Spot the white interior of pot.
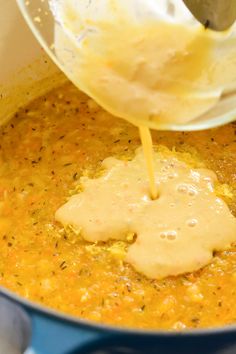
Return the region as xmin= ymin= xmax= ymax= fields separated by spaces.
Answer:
xmin=0 ymin=0 xmax=66 ymax=126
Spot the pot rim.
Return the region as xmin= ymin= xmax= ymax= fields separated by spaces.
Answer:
xmin=1 ymin=285 xmax=236 ymax=337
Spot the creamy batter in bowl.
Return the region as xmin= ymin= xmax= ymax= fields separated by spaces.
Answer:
xmin=17 ymin=0 xmax=236 ymax=130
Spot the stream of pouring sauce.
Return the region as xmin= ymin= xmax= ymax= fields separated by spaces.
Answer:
xmin=139 ymin=127 xmax=158 ymax=200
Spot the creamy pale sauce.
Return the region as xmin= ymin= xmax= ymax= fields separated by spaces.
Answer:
xmin=56 ymin=148 xmax=236 ymax=279
xmin=51 ymin=0 xmax=236 ymax=128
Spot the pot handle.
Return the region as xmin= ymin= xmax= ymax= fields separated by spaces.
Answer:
xmin=0 ymin=294 xmax=108 ymax=354
xmin=0 ymin=296 xmax=31 ymax=354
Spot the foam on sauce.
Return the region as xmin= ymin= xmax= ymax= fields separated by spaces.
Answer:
xmin=56 ymin=148 xmax=236 ymax=279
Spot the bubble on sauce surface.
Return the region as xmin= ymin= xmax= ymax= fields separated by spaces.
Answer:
xmin=188 ymin=188 xmax=197 ymax=196
xmin=166 ymin=230 xmax=177 ymax=241
xmin=167 ymin=173 xmax=176 ymax=179
xmin=160 ymin=232 xmax=166 ymax=239
xmin=177 ymin=184 xmax=197 ymax=196
xmin=177 ymin=184 xmax=188 ymax=193
xmin=187 ymin=219 xmax=198 ymax=227
xmin=159 ymin=231 xmax=177 ymax=240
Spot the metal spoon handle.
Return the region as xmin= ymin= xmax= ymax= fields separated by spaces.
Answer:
xmin=183 ymin=0 xmax=236 ymax=31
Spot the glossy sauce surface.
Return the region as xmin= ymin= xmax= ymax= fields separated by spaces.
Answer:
xmin=0 ymin=83 xmax=236 ymax=329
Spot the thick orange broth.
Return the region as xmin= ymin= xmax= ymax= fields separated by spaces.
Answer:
xmin=0 ymin=82 xmax=235 ymax=330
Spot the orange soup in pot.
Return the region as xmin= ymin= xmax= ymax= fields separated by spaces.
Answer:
xmin=0 ymin=81 xmax=235 ymax=330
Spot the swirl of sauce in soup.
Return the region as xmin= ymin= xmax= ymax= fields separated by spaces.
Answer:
xmin=56 ymin=148 xmax=236 ymax=279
